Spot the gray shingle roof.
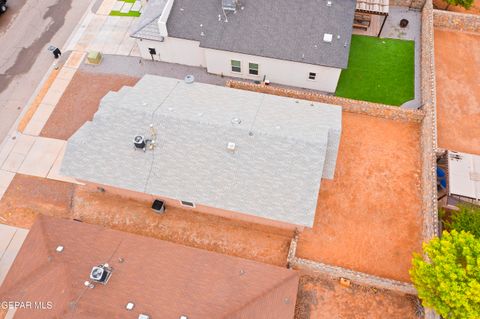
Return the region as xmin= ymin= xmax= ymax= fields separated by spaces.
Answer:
xmin=130 ymin=0 xmax=166 ymax=41
xmin=61 ymin=75 xmax=342 ymax=227
xmin=132 ymin=0 xmax=356 ymax=69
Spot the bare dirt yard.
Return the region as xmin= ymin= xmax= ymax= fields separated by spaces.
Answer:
xmin=40 ymin=71 xmax=139 ymax=140
xmin=0 ymin=174 xmax=292 ymax=267
xmin=0 ymin=175 xmax=419 ymax=318
xmin=295 ymin=272 xmax=419 ymax=319
xmin=296 ymin=112 xmax=423 ymax=283
xmin=434 ymin=29 xmax=480 ymax=155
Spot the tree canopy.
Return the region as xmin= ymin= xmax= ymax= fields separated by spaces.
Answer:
xmin=444 ymin=0 xmax=475 ymax=10
xmin=410 ymin=230 xmax=480 ymax=318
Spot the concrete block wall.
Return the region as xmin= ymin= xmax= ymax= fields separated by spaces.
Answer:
xmin=390 ymin=0 xmax=426 ymax=9
xmin=226 ymin=81 xmax=425 ymax=123
xmin=433 ymin=9 xmax=480 ymax=33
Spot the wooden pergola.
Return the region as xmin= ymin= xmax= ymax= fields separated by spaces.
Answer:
xmin=354 ymin=0 xmax=389 ymax=37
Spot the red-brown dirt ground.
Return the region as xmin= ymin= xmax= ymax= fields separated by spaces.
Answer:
xmin=296 ymin=112 xmax=423 ymax=283
xmin=434 ymin=29 xmax=480 ymax=155
xmin=40 ymin=71 xmax=139 ymax=140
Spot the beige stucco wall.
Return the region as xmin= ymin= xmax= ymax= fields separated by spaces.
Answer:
xmin=136 ymin=37 xmax=342 ymax=93
xmin=204 ymin=48 xmax=342 ymax=93
xmin=81 ymin=181 xmax=302 ymax=231
xmin=136 ymin=37 xmax=206 ymax=67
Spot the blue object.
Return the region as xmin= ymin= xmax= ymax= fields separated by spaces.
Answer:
xmin=437 ymin=167 xmax=447 ymax=189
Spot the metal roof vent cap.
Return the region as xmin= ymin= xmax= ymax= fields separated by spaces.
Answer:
xmin=323 ymin=33 xmax=333 ymax=43
xmin=138 ymin=315 xmax=150 ymax=319
xmin=56 ymin=245 xmax=64 ymax=253
xmin=125 ymin=302 xmax=135 ymax=311
xmin=227 ymin=142 xmax=236 ymax=152
xmin=231 ymin=117 xmax=241 ymax=125
xmin=327 ymin=0 xmax=332 ymax=6
xmin=184 ymin=75 xmax=195 ymax=84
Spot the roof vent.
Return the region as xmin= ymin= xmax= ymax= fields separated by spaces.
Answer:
xmin=323 ymin=33 xmax=333 ymax=43
xmin=134 ymin=135 xmax=146 ymax=150
xmin=184 ymin=74 xmax=195 ymax=84
xmin=227 ymin=142 xmax=236 ymax=152
xmin=327 ymin=0 xmax=332 ymax=6
xmin=222 ymin=0 xmax=237 ymax=12
xmin=231 ymin=117 xmax=241 ymax=125
xmin=139 ymin=315 xmax=150 ymax=319
xmin=56 ymin=245 xmax=64 ymax=253
xmin=90 ymin=263 xmax=112 ymax=284
xmin=125 ymin=302 xmax=135 ymax=311
xmin=180 ymin=316 xmax=189 ymax=319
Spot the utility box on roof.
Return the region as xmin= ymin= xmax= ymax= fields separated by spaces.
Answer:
xmin=87 ymin=51 xmax=102 ymax=65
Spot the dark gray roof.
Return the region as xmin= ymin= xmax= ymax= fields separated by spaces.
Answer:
xmin=130 ymin=0 xmax=166 ymax=41
xmin=133 ymin=0 xmax=356 ymax=69
xmin=61 ymin=75 xmax=342 ymax=227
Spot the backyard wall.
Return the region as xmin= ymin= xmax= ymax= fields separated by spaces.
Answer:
xmin=420 ymin=1 xmax=441 ymax=318
xmin=433 ymin=9 xmax=480 ymax=33
xmin=226 ymin=80 xmax=424 ymax=123
xmin=390 ymin=0 xmax=426 ymax=9
xmin=286 ymin=234 xmax=417 ymax=295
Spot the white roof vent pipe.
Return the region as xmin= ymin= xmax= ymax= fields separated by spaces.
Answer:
xmin=158 ymin=0 xmax=175 ymax=37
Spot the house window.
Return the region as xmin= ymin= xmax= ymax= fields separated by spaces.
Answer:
xmin=308 ymin=72 xmax=316 ymax=80
xmin=249 ymin=63 xmax=259 ymax=75
xmin=231 ymin=60 xmax=241 ymax=73
xmin=180 ymin=200 xmax=195 ymax=208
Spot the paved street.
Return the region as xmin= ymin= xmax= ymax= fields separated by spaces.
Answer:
xmin=0 ymin=0 xmax=92 ymax=143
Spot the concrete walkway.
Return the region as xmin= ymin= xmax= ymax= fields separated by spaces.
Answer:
xmin=0 ymin=223 xmax=28 ymax=285
xmin=66 ymin=0 xmax=140 ymax=56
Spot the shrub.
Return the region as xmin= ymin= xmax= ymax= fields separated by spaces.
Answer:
xmin=446 ymin=204 xmax=480 ymax=238
xmin=410 ymin=230 xmax=480 ymax=318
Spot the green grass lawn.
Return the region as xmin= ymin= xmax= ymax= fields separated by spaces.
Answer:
xmin=109 ymin=10 xmax=141 ymax=17
xmin=335 ymin=35 xmax=415 ymax=106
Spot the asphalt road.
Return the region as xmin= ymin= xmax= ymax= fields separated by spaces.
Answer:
xmin=0 ymin=0 xmax=92 ymax=143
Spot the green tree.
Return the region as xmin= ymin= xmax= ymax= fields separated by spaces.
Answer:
xmin=446 ymin=205 xmax=480 ymax=238
xmin=443 ymin=0 xmax=474 ymax=10
xmin=410 ymin=230 xmax=480 ymax=318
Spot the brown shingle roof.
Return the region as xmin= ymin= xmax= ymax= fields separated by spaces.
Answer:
xmin=0 ymin=215 xmax=299 ymax=319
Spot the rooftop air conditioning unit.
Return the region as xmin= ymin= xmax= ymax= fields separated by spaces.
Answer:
xmin=90 ymin=264 xmax=112 ymax=284
xmin=222 ymin=0 xmax=237 ymax=12
xmin=134 ymin=135 xmax=146 ymax=150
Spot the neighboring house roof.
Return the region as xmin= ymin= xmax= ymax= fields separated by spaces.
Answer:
xmin=0 ymin=215 xmax=300 ymax=319
xmin=356 ymin=0 xmax=389 ymax=14
xmin=130 ymin=0 xmax=166 ymax=41
xmin=60 ymin=75 xmax=342 ymax=227
xmin=131 ymin=0 xmax=356 ymax=69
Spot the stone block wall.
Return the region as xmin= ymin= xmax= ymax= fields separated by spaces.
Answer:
xmin=420 ymin=0 xmax=439 ymax=244
xmin=226 ymin=81 xmax=425 ymax=123
xmin=420 ymin=2 xmax=441 ymax=318
xmin=433 ymin=9 xmax=480 ymax=33
xmin=390 ymin=0 xmax=426 ymax=9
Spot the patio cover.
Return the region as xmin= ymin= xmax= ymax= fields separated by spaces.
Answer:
xmin=448 ymin=151 xmax=480 ymax=201
xmin=356 ymin=0 xmax=389 ymax=15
